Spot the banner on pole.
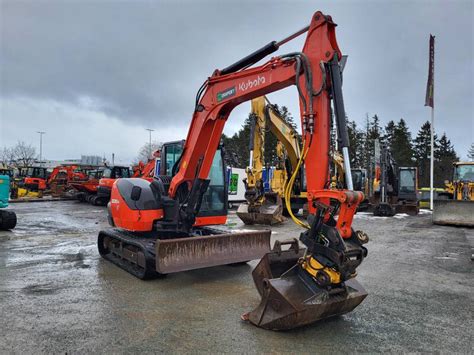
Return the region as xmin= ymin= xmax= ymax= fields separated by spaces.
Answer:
xmin=425 ymin=34 xmax=435 ymax=108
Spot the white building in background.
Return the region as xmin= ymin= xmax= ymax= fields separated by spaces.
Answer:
xmin=37 ymin=155 xmax=105 ymax=169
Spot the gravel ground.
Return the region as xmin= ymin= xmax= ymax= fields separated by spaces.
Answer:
xmin=0 ymin=201 xmax=472 ymax=353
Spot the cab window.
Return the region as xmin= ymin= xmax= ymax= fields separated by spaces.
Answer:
xmin=200 ymin=150 xmax=226 ymax=215
xmin=165 ymin=144 xmax=183 ymax=176
xmin=114 ymin=167 xmax=130 ymax=178
xmin=454 ymin=165 xmax=474 ymax=181
xmin=399 ymin=169 xmax=415 ymax=193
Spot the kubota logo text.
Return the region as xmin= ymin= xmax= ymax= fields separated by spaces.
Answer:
xmin=238 ymin=75 xmax=266 ymax=92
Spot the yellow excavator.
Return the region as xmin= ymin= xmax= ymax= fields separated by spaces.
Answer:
xmin=237 ymin=96 xmax=306 ymax=225
xmin=433 ymin=161 xmax=474 ymax=226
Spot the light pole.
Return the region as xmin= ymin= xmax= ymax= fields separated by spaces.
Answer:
xmin=37 ymin=131 xmax=46 ymax=166
xmin=145 ymin=128 xmax=154 ymax=158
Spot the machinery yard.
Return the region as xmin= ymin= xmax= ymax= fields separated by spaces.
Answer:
xmin=0 ymin=201 xmax=472 ymax=353
xmin=1 ymin=2 xmax=473 ymax=353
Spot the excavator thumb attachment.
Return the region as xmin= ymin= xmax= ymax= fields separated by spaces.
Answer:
xmin=243 ymin=239 xmax=367 ymax=330
xmin=156 ymin=229 xmax=271 ymax=273
xmin=237 ymin=193 xmax=285 ymax=225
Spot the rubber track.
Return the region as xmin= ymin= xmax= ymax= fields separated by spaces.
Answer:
xmin=98 ymin=228 xmax=161 ymax=280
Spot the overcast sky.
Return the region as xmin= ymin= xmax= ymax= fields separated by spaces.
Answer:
xmin=1 ymin=0 xmax=473 ymax=164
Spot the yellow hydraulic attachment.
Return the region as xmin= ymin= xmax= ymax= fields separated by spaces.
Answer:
xmin=237 ymin=96 xmax=306 ymax=225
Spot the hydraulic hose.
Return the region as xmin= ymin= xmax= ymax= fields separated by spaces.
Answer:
xmin=284 ymin=142 xmax=310 ymax=229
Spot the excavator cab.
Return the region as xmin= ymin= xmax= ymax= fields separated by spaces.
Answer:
xmin=160 ymin=140 xmax=228 ymax=223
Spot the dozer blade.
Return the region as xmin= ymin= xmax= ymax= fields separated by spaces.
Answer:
xmin=244 ymin=239 xmax=367 ymax=330
xmin=237 ymin=194 xmax=285 ymax=225
xmin=433 ymin=199 xmax=474 ymax=227
xmin=156 ymin=229 xmax=271 ymax=273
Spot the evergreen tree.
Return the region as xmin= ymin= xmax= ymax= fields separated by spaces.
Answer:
xmin=361 ymin=114 xmax=384 ymax=183
xmin=347 ymin=120 xmax=364 ymax=167
xmin=468 ymin=143 xmax=474 ymax=161
xmin=413 ymin=121 xmax=438 ymax=187
xmin=390 ymin=119 xmax=414 ymax=166
xmin=221 ymin=117 xmax=252 ymax=168
xmin=434 ymin=133 xmax=458 ymax=185
xmin=384 ymin=120 xmax=396 ymax=148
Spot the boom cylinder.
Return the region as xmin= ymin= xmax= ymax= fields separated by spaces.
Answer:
xmin=220 ymin=42 xmax=279 ymax=75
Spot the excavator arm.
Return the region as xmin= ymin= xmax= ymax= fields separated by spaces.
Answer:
xmin=170 ymin=12 xmax=353 ymax=227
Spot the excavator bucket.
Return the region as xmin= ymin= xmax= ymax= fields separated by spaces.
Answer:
xmin=433 ymin=200 xmax=474 ymax=227
xmin=156 ymin=229 xmax=271 ymax=273
xmin=237 ymin=193 xmax=285 ymax=225
xmin=243 ymin=240 xmax=367 ymax=330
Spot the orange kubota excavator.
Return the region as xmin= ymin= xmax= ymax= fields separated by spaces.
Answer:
xmin=98 ymin=11 xmax=368 ymax=330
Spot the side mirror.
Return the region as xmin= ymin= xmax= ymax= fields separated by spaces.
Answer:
xmin=131 ymin=186 xmax=142 ymax=201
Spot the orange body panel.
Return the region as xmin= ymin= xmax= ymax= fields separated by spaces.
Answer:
xmin=99 ymin=178 xmax=115 ymax=189
xmin=194 ymin=215 xmax=227 ymax=226
xmin=24 ymin=177 xmax=47 ymax=190
xmin=69 ymin=179 xmax=100 ymax=193
xmin=109 ymin=186 xmax=164 ymax=232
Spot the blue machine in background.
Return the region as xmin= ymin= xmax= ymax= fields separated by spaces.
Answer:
xmin=0 ymin=175 xmax=17 ymax=230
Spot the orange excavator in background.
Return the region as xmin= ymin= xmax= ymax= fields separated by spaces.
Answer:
xmin=69 ymin=169 xmax=104 ymax=203
xmin=132 ymin=150 xmax=160 ymax=181
xmin=93 ymin=165 xmax=132 ymax=206
xmin=98 ymin=11 xmax=368 ymax=330
xmin=47 ymin=165 xmax=90 ymax=196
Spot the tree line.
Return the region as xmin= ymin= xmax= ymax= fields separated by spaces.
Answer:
xmin=222 ymin=104 xmax=298 ymax=168
xmin=223 ymin=108 xmax=468 ymax=188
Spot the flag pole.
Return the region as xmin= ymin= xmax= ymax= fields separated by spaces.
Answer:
xmin=430 ymin=106 xmax=434 ymax=210
xmin=425 ymin=34 xmax=435 ymax=210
